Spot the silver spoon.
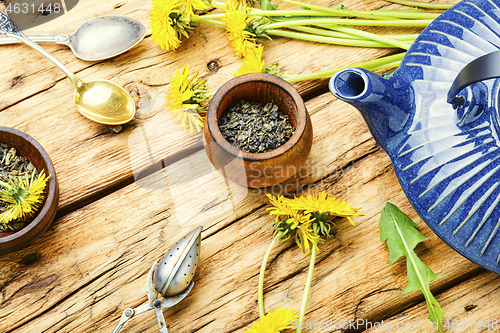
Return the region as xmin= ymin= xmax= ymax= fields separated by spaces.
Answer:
xmin=0 ymin=15 xmax=146 ymax=61
xmin=0 ymin=12 xmax=136 ymax=125
xmin=113 ymin=226 xmax=203 ymax=333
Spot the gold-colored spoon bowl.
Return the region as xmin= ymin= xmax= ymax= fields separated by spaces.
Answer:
xmin=75 ymin=80 xmax=135 ymax=125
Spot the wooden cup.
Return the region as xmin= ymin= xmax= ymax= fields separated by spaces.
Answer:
xmin=203 ymin=73 xmax=313 ymax=188
xmin=0 ymin=127 xmax=59 ymax=253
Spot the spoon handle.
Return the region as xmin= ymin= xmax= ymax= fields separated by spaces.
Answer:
xmin=0 ymin=34 xmax=70 ymax=45
xmin=0 ymin=12 xmax=81 ymax=88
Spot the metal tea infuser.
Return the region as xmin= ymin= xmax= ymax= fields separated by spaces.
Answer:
xmin=112 ymin=226 xmax=203 ymax=333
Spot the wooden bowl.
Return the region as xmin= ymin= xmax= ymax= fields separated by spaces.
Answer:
xmin=203 ymin=73 xmax=313 ymax=188
xmin=0 ymin=127 xmax=59 ymax=253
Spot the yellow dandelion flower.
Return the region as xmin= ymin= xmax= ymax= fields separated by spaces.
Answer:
xmin=182 ymin=0 xmax=208 ymax=18
xmin=246 ymin=308 xmax=298 ymax=333
xmin=266 ymin=194 xmax=310 ymax=230
xmin=150 ymin=0 xmax=185 ymax=51
xmin=166 ymin=64 xmax=211 ymax=134
xmin=0 ymin=171 xmax=49 ymax=225
xmin=295 ymin=221 xmax=321 ymax=254
xmin=166 ymin=64 xmax=198 ymax=110
xmin=169 ymin=106 xmax=205 ymax=134
xmin=222 ymin=0 xmax=258 ymax=57
xmin=234 ymin=43 xmax=265 ymax=76
xmin=289 ymin=190 xmax=363 ymax=225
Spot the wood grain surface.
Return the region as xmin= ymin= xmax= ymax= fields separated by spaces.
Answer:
xmin=2 ymin=0 xmax=494 ymax=332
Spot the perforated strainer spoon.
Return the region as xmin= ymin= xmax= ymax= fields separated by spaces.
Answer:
xmin=112 ymin=226 xmax=203 ymax=333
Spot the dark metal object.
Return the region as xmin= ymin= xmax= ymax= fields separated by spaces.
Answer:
xmin=448 ymin=51 xmax=500 ymax=104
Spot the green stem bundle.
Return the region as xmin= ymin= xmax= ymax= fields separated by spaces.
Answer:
xmin=282 ymin=52 xmax=405 ymax=82
xmin=384 ymin=0 xmax=453 ymax=9
xmin=187 ymin=0 xmax=448 ymax=82
xmin=258 ymin=235 xmax=280 ymax=317
xmin=262 ymin=18 xmax=434 ymax=30
xmin=296 ymin=244 xmax=317 ymax=333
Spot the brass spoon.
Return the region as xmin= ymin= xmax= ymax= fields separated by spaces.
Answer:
xmin=0 ymin=12 xmax=135 ymax=125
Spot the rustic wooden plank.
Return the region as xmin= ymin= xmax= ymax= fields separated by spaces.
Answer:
xmin=0 ymin=0 xmax=421 ymax=212
xmin=0 ymin=90 xmax=484 ymax=332
xmin=364 ymin=271 xmax=499 ymax=333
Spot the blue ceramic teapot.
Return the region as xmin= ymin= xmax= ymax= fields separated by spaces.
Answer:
xmin=330 ymin=0 xmax=500 ymax=274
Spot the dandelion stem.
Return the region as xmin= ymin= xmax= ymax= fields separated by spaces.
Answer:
xmin=196 ymin=12 xmax=226 ymax=19
xmin=277 ymin=0 xmax=442 ymax=18
xmin=263 ymin=18 xmax=434 ymax=30
xmin=384 ymin=0 xmax=454 ymax=9
xmin=327 ymin=26 xmax=412 ymax=49
xmin=251 ymin=10 xmax=369 ymax=17
xmin=201 ymin=10 xmax=334 ymax=19
xmin=289 ymin=26 xmax=419 ymax=41
xmin=275 ymin=0 xmax=397 ymax=20
xmin=265 ymin=29 xmax=404 ymax=48
xmin=282 ymin=52 xmax=405 ymax=82
xmin=255 ymin=9 xmax=395 ymax=20
xmin=188 ymin=17 xmax=227 ymax=26
xmin=258 ymin=235 xmax=280 ymax=318
xmin=296 ymin=243 xmax=317 ymax=333
xmin=206 ymin=4 xmax=419 ymax=20
xmin=361 ymin=10 xmax=440 ymax=19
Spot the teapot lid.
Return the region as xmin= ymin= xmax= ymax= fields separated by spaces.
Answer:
xmin=388 ymin=0 xmax=500 ymax=274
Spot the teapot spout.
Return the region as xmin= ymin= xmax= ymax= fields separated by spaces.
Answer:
xmin=329 ymin=68 xmax=413 ymax=152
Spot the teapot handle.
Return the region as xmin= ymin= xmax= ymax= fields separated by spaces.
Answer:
xmin=448 ymin=50 xmax=500 ymax=105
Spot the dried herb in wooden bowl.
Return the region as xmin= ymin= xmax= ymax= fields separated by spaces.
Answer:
xmin=218 ymin=99 xmax=296 ymax=153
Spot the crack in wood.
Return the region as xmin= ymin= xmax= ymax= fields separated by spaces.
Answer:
xmin=3 ymin=248 xmax=132 ymax=332
xmin=352 ymin=288 xmax=401 ymax=324
xmin=202 ymin=203 xmax=268 ymax=241
xmin=292 ymin=138 xmax=380 ymax=197
xmin=342 ymin=267 xmax=488 ymax=333
xmin=0 ymin=275 xmax=19 ymax=304
xmin=202 ymin=227 xmax=258 ymax=263
xmin=2 ymin=274 xmax=59 ymax=310
xmin=0 ymin=82 xmax=57 ymax=113
xmin=200 ymin=194 xmax=230 ymax=213
xmin=189 ymin=318 xmax=217 ymax=332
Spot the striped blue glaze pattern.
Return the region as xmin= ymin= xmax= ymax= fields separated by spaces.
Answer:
xmin=330 ymin=0 xmax=500 ymax=274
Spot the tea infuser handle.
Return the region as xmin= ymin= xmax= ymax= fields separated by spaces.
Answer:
xmin=448 ymin=50 xmax=500 ymax=105
xmin=153 ymin=299 xmax=170 ymax=333
xmin=111 ymin=303 xmax=154 ymax=333
xmin=112 ymin=308 xmax=135 ymax=333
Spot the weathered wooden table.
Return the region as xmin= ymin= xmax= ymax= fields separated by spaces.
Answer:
xmin=1 ymin=0 xmax=499 ymax=332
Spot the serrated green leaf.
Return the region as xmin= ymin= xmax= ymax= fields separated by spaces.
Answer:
xmin=261 ymin=0 xmax=277 ymax=11
xmin=299 ymin=0 xmax=312 ymax=10
xmin=379 ymin=202 xmax=445 ymax=333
